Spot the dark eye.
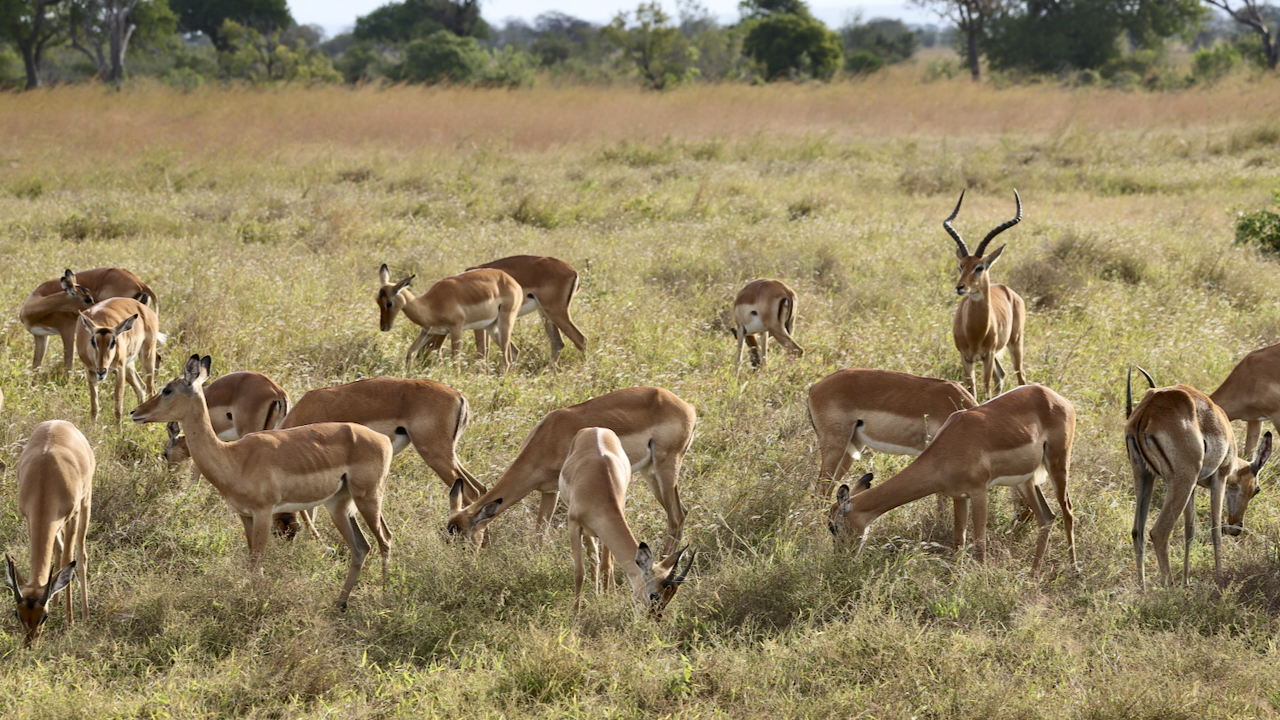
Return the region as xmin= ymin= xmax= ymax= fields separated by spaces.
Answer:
xmin=974 ymin=265 xmax=984 ymax=273
xmin=84 ymin=297 xmax=92 ymax=304
xmin=162 ymin=387 xmax=172 ymax=396
xmin=90 ymin=338 xmax=97 ymax=349
xmin=108 ymin=339 xmax=116 ymax=348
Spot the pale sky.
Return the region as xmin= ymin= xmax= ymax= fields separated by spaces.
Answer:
xmin=288 ymin=0 xmax=939 ymax=39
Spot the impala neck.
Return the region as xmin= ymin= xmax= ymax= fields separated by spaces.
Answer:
xmin=852 ymin=463 xmax=948 ymax=525
xmin=588 ymin=512 xmax=646 ymax=588
xmin=22 ymin=292 xmax=84 ymax=321
xmin=24 ymin=519 xmax=61 ymax=592
xmin=180 ymin=391 xmax=236 ymax=492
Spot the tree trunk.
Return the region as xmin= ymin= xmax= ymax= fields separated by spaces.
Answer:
xmin=107 ymin=19 xmax=136 ymax=84
xmin=19 ymin=43 xmax=41 ymax=89
xmin=1266 ymin=28 xmax=1278 ymax=70
xmin=966 ymin=25 xmax=981 ymax=81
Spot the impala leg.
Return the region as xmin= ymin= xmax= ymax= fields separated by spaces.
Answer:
xmin=1131 ymin=470 xmax=1154 ymax=591
xmin=1209 ymin=473 xmax=1225 ymax=586
xmin=113 ymin=367 xmax=128 ymax=422
xmin=585 ymin=533 xmax=600 ymax=594
xmin=448 ymin=326 xmax=465 ymax=367
xmin=991 ymin=355 xmax=1007 ymax=395
xmin=125 ymin=362 xmax=146 ymax=405
xmin=1024 ymin=481 xmax=1057 ymax=573
xmin=473 ymin=328 xmax=488 ymax=360
xmin=353 ymin=495 xmax=392 ymax=588
xmin=970 ymin=492 xmax=989 ymax=564
xmin=981 ymin=355 xmax=996 ymax=401
xmin=601 ymin=544 xmax=613 ymax=592
xmin=1244 ymin=421 xmax=1263 ymax=458
xmin=86 ymin=370 xmax=100 ymax=420
xmin=542 ymin=303 xmax=586 ymax=353
xmin=419 ymin=443 xmax=486 ymax=504
xmin=537 ymin=491 xmax=559 ymax=535
xmin=301 ymin=508 xmax=323 ymax=542
xmin=60 ymin=326 xmax=76 ymax=372
xmin=952 ymin=496 xmax=970 ymax=551
xmin=1182 ymin=491 xmax=1196 ymax=587
xmin=31 ymin=334 xmax=48 ymax=370
xmin=735 ymin=326 xmax=746 ymax=366
xmin=76 ymin=496 xmax=91 ymax=621
xmin=745 ymin=334 xmax=762 ymax=368
xmin=1150 ymin=478 xmax=1196 ymax=588
xmin=759 ymin=333 xmax=769 ymax=365
xmin=771 ymin=325 xmax=804 ymax=357
xmin=961 ymin=357 xmax=977 ymax=399
xmin=541 ymin=312 xmax=565 ymax=364
xmin=61 ymin=514 xmax=78 ymax=625
xmin=1009 ymin=336 xmax=1026 ymax=386
xmin=650 ymin=445 xmax=688 ymax=555
xmin=327 ymin=499 xmax=370 ymax=609
xmin=249 ymin=511 xmax=272 ymax=576
xmin=404 ymin=328 xmax=435 ymax=371
xmin=497 ymin=308 xmax=516 ymax=373
xmin=570 ymin=521 xmax=585 ymax=612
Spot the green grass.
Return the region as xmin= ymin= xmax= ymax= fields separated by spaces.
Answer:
xmin=2 ymin=83 xmax=1280 ymax=717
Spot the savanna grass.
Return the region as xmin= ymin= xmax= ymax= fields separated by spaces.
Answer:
xmin=2 ymin=78 xmax=1280 ymax=717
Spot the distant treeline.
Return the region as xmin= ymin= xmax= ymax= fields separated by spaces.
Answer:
xmin=0 ymin=0 xmax=1276 ymax=90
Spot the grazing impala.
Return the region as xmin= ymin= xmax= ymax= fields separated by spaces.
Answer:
xmin=469 ymin=256 xmax=587 ymax=364
xmin=945 ymin=191 xmax=1027 ymax=400
xmin=1210 ymin=343 xmax=1280 ymax=457
xmin=164 ymin=371 xmax=290 ymax=480
xmin=828 ymin=384 xmax=1076 ymax=573
xmin=132 ymin=356 xmax=394 ymax=608
xmin=5 ymin=420 xmax=94 ymax=648
xmin=21 ymin=267 xmax=158 ymax=372
xmin=732 ymin=279 xmax=803 ymax=367
xmin=376 ymin=264 xmax=521 ymax=373
xmin=76 ymin=296 xmax=164 ymax=422
xmin=1126 ymin=369 xmax=1274 ymax=590
xmin=560 ymin=427 xmax=694 ymax=616
xmin=446 ymin=387 xmax=695 ymax=555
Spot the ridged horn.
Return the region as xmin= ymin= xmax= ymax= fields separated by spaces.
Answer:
xmin=943 ymin=190 xmax=969 ymax=257
xmin=975 ymin=189 xmax=1022 ymax=257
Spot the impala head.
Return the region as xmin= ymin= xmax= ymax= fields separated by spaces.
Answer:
xmin=80 ymin=312 xmax=138 ymax=381
xmin=163 ymin=421 xmax=189 ymax=464
xmin=828 ymin=473 xmax=875 ymax=548
xmin=1224 ymin=431 xmax=1274 ymax=536
xmin=59 ymin=270 xmax=96 ymax=308
xmin=5 ymin=555 xmax=75 ymax=648
xmin=131 ymin=355 xmax=211 ymax=426
xmin=376 ymin=263 xmax=415 ymax=332
xmin=944 ymin=190 xmax=1022 ymax=299
xmin=446 ymin=478 xmax=502 ymax=545
xmin=633 ymin=543 xmax=694 ymax=620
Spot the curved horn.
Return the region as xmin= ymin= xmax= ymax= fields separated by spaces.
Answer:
xmin=943 ymin=190 xmax=969 ymax=257
xmin=975 ymin=189 xmax=1022 ymax=257
xmin=674 ymin=550 xmax=696 ymax=584
xmin=1126 ymin=365 xmax=1156 ymax=419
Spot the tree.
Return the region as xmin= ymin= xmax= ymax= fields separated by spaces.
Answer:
xmin=740 ymin=0 xmax=842 ymax=80
xmin=0 ymin=0 xmax=64 ymax=88
xmin=354 ymin=0 xmax=487 ymax=43
xmin=218 ymin=18 xmax=340 ymax=82
xmin=839 ymin=16 xmax=919 ymax=72
xmin=912 ymin=0 xmax=1003 ymax=80
xmin=395 ymin=28 xmax=486 ymax=82
xmin=1205 ymin=0 xmax=1280 ymax=69
xmin=168 ymin=0 xmax=291 ymax=49
xmin=67 ymin=0 xmax=175 ymax=84
xmin=602 ymin=2 xmax=698 ymax=89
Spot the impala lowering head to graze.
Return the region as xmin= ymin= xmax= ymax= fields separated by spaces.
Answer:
xmin=731 ymin=279 xmax=803 ymax=367
xmin=1210 ymin=342 xmax=1280 ymax=458
xmin=5 ymin=420 xmax=94 ymax=648
xmin=376 ymin=264 xmax=521 ymax=373
xmin=467 ymin=256 xmax=587 ymax=364
xmin=21 ymin=267 xmax=158 ymax=372
xmin=446 ymin=386 xmax=696 ymax=555
xmin=945 ymin=191 xmax=1027 ymax=400
xmin=1125 ymin=368 xmax=1274 ymax=590
xmin=559 ymin=427 xmax=694 ymax=617
xmin=132 ymin=355 xmax=394 ymax=608
xmin=75 ymin=296 xmax=164 ymax=422
xmin=828 ymin=384 xmax=1076 ymax=573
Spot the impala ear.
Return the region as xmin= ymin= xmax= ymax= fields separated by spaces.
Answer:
xmin=449 ymin=478 xmax=466 ymax=512
xmin=80 ymin=312 xmax=95 ymax=334
xmin=114 ymin=313 xmax=139 ymax=336
xmin=5 ymin=555 xmax=22 ymax=603
xmin=60 ymin=275 xmax=76 ymax=295
xmin=854 ymin=473 xmax=873 ymax=492
xmin=136 ymin=292 xmax=151 ymax=307
xmin=1252 ymin=432 xmax=1274 ymax=476
xmin=392 ymin=275 xmax=415 ymax=295
xmin=475 ymin=499 xmax=502 ymax=523
xmin=41 ymin=562 xmax=76 ymax=604
xmin=982 ymin=244 xmax=1007 ymax=266
xmin=379 ymin=263 xmax=391 ymax=284
xmin=635 ymin=542 xmax=654 ymax=574
xmin=835 ymin=484 xmax=850 ymax=505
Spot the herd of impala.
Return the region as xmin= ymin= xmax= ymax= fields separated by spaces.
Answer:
xmin=6 ymin=191 xmax=1280 ymax=649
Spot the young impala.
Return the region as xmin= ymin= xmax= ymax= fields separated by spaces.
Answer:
xmin=132 ymin=355 xmax=394 ymax=608
xmin=1126 ymin=368 xmax=1274 ymax=589
xmin=5 ymin=420 xmax=94 ymax=648
xmin=446 ymin=386 xmax=695 ymax=555
xmin=945 ymin=191 xmax=1027 ymax=399
xmin=468 ymin=256 xmax=587 ymax=364
xmin=829 ymin=384 xmax=1076 ymax=573
xmin=732 ymin=279 xmax=803 ymax=367
xmin=21 ymin=267 xmax=158 ymax=372
xmin=559 ymin=427 xmax=694 ymax=616
xmin=75 ymin=296 xmax=164 ymax=422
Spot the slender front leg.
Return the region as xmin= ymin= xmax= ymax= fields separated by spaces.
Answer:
xmin=952 ymin=497 xmax=969 ymax=551
xmin=1209 ymin=474 xmax=1225 ymax=586
xmin=113 ymin=367 xmax=127 ymax=422
xmin=404 ymin=328 xmax=435 ymax=372
xmin=570 ymin=522 xmax=585 ymax=612
xmin=1245 ymin=421 xmax=1263 ymax=458
xmin=981 ymin=355 xmax=996 ymax=401
xmin=87 ymin=370 xmax=101 ymax=420
xmin=249 ymin=511 xmax=272 ymax=575
xmin=60 ymin=327 xmax=76 ymax=372
xmin=31 ymin=334 xmax=48 ymax=370
xmin=537 ymin=491 xmax=558 ymax=532
xmin=970 ymin=492 xmax=989 ymax=563
xmin=735 ymin=326 xmax=746 ymax=366
xmin=1182 ymin=491 xmax=1196 ymax=587
xmin=961 ymin=357 xmax=977 ymax=399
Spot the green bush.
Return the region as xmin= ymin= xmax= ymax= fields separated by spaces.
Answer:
xmin=844 ymin=49 xmax=885 ymax=74
xmin=1191 ymin=43 xmax=1241 ymax=83
xmin=742 ymin=11 xmax=842 ymax=80
xmin=1235 ymin=191 xmax=1280 ymax=256
xmin=397 ymin=30 xmax=488 ymax=84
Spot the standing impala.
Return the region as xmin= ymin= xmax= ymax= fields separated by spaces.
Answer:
xmin=732 ymin=279 xmax=803 ymax=367
xmin=945 ymin=191 xmax=1027 ymax=400
xmin=163 ymin=371 xmax=290 ymax=481
xmin=76 ymin=296 xmax=164 ymax=422
xmin=446 ymin=386 xmax=695 ymax=555
xmin=132 ymin=356 xmax=394 ymax=608
xmin=21 ymin=267 xmax=158 ymax=372
xmin=1126 ymin=369 xmax=1274 ymax=589
xmin=1210 ymin=343 xmax=1280 ymax=457
xmin=376 ymin=264 xmax=521 ymax=373
xmin=828 ymin=384 xmax=1076 ymax=573
xmin=5 ymin=420 xmax=94 ymax=648
xmin=468 ymin=256 xmax=587 ymax=364
xmin=560 ymin=427 xmax=694 ymax=616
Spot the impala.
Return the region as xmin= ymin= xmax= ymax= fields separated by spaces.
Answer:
xmin=560 ymin=427 xmax=694 ymax=616
xmin=829 ymin=384 xmax=1076 ymax=573
xmin=945 ymin=190 xmax=1027 ymax=400
xmin=164 ymin=370 xmax=290 ymax=478
xmin=5 ymin=420 xmax=94 ymax=648
xmin=1210 ymin=343 xmax=1280 ymax=457
xmin=132 ymin=356 xmax=394 ymax=608
xmin=1126 ymin=368 xmax=1274 ymax=589
xmin=376 ymin=264 xmax=520 ymax=373
xmin=468 ymin=256 xmax=587 ymax=364
xmin=732 ymin=279 xmax=803 ymax=367
xmin=446 ymin=386 xmax=695 ymax=555
xmin=21 ymin=267 xmax=158 ymax=372
xmin=76 ymin=296 xmax=164 ymax=422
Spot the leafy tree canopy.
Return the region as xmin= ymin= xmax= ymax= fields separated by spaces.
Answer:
xmin=354 ymin=0 xmax=488 ymax=43
xmin=169 ymin=0 xmax=293 ymax=49
xmin=742 ymin=9 xmax=842 ymax=79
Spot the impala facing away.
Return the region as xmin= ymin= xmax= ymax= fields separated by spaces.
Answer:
xmin=945 ymin=191 xmax=1027 ymax=400
xmin=132 ymin=356 xmax=394 ymax=608
xmin=1210 ymin=342 xmax=1280 ymax=457
xmin=447 ymin=386 xmax=696 ymax=555
xmin=469 ymin=256 xmax=587 ymax=364
xmin=1126 ymin=369 xmax=1274 ymax=590
xmin=376 ymin=264 xmax=520 ymax=373
xmin=808 ymin=369 xmax=978 ymax=499
xmin=21 ymin=267 xmax=158 ymax=372
xmin=5 ymin=420 xmax=94 ymax=648
xmin=829 ymin=384 xmax=1076 ymax=573
xmin=560 ymin=427 xmax=694 ymax=616
xmin=732 ymin=279 xmax=803 ymax=367
xmin=76 ymin=296 xmax=164 ymax=422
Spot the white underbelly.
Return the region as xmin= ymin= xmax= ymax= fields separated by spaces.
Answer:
xmin=518 ymin=296 xmax=540 ymax=316
xmin=741 ymin=314 xmax=765 ymax=335
xmin=988 ymin=464 xmax=1046 ymax=489
xmin=391 ymin=432 xmax=411 ymax=454
xmin=216 ymin=427 xmax=240 ymax=442
xmin=30 ymin=325 xmax=60 ymax=336
xmin=853 ymin=426 xmax=924 ymax=458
